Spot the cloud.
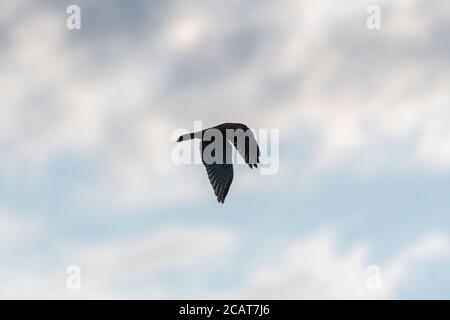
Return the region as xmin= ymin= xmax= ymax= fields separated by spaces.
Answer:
xmin=0 ymin=207 xmax=42 ymax=248
xmin=240 ymin=229 xmax=450 ymax=299
xmin=0 ymin=226 xmax=235 ymax=299
xmin=382 ymin=232 xmax=450 ymax=293
xmin=1 ymin=0 xmax=450 ymax=299
xmin=2 ymin=226 xmax=448 ymax=299
xmin=2 ymin=0 xmax=450 ymax=207
xmin=68 ymin=227 xmax=235 ymax=284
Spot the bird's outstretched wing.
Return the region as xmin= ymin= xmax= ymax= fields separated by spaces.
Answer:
xmin=200 ymin=139 xmax=234 ymax=203
xmin=227 ymin=124 xmax=260 ymax=169
xmin=202 ymin=161 xmax=234 ymax=203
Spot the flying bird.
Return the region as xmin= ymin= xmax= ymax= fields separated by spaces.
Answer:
xmin=177 ymin=123 xmax=260 ymax=203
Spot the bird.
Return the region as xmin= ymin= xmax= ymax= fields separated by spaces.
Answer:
xmin=177 ymin=123 xmax=260 ymax=203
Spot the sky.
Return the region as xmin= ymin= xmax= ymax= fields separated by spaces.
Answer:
xmin=1 ymin=0 xmax=450 ymax=299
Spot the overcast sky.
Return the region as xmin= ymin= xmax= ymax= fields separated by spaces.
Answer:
xmin=1 ymin=0 xmax=450 ymax=298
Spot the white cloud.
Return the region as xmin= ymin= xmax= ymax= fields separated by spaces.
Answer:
xmin=0 ymin=0 xmax=25 ymax=23
xmin=68 ymin=227 xmax=235 ymax=284
xmin=382 ymin=232 xmax=450 ymax=293
xmin=2 ymin=0 xmax=450 ymax=207
xmin=0 ymin=208 xmax=42 ymax=248
xmin=1 ymin=0 xmax=450 ymax=300
xmin=0 ymin=226 xmax=235 ymax=299
xmin=240 ymin=230 xmax=450 ymax=299
xmin=164 ymin=9 xmax=209 ymax=51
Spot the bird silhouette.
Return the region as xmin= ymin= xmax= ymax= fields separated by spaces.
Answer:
xmin=177 ymin=123 xmax=260 ymax=203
